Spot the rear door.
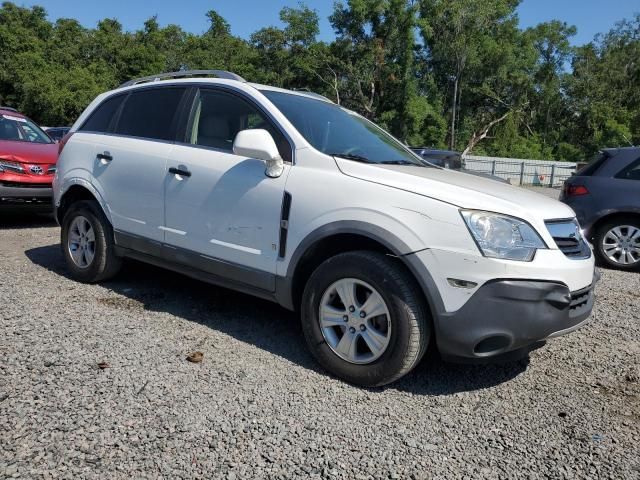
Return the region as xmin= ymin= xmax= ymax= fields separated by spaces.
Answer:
xmin=86 ymin=86 xmax=189 ymax=245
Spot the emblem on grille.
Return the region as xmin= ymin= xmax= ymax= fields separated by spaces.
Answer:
xmin=29 ymin=165 xmax=44 ymax=174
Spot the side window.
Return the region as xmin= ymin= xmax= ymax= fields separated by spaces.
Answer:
xmin=115 ymin=87 xmax=186 ymax=141
xmin=80 ymin=94 xmax=125 ymax=133
xmin=615 ymin=158 xmax=640 ymax=181
xmin=189 ymin=89 xmax=292 ymax=163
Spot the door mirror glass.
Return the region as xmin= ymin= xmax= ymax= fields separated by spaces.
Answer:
xmin=233 ymin=129 xmax=284 ymax=178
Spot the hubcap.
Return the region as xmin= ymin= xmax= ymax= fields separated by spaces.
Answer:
xmin=68 ymin=216 xmax=96 ymax=269
xmin=602 ymin=225 xmax=640 ymax=266
xmin=319 ymin=278 xmax=391 ymax=365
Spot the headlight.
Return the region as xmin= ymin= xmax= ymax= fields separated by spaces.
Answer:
xmin=0 ymin=159 xmax=25 ymax=174
xmin=461 ymin=210 xmax=546 ymax=261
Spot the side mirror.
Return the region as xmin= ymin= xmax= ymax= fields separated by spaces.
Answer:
xmin=233 ymin=129 xmax=284 ymax=178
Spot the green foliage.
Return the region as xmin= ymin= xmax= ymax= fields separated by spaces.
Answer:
xmin=0 ymin=0 xmax=638 ymax=160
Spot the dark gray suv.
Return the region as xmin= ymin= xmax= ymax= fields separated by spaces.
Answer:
xmin=561 ymin=147 xmax=640 ymax=271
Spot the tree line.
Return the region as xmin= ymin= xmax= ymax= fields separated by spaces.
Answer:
xmin=0 ymin=1 xmax=638 ymax=160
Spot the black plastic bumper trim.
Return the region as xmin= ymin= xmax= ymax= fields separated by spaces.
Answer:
xmin=435 ymin=276 xmax=598 ymax=361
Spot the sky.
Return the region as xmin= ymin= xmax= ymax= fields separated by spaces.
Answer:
xmin=16 ymin=0 xmax=640 ymax=46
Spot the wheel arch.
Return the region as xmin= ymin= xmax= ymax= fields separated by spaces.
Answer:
xmin=56 ymin=182 xmax=111 ymax=226
xmin=590 ymin=210 xmax=640 ymax=240
xmin=276 ymin=221 xmax=444 ymax=322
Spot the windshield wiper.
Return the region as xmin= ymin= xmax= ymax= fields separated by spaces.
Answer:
xmin=328 ymin=153 xmax=371 ymax=163
xmin=380 ymin=160 xmax=419 ymax=166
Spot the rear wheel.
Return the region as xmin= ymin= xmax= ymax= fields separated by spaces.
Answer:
xmin=594 ymin=218 xmax=640 ymax=271
xmin=61 ymin=200 xmax=122 ymax=282
xmin=301 ymin=251 xmax=430 ymax=387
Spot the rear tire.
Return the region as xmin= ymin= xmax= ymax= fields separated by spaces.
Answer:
xmin=301 ymin=251 xmax=431 ymax=387
xmin=61 ymin=200 xmax=122 ymax=282
xmin=593 ymin=218 xmax=640 ymax=272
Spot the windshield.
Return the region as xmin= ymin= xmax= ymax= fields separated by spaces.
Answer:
xmin=0 ymin=114 xmax=53 ymax=144
xmin=261 ymin=90 xmax=424 ymax=166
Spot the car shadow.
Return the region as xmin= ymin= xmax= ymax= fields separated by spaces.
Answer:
xmin=24 ymin=243 xmax=530 ymax=395
xmin=0 ymin=209 xmax=56 ymax=229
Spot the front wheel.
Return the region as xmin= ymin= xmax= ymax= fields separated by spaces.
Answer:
xmin=594 ymin=219 xmax=640 ymax=271
xmin=301 ymin=251 xmax=431 ymax=387
xmin=61 ymin=200 xmax=122 ymax=282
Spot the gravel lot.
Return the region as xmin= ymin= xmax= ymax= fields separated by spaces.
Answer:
xmin=1 ymin=209 xmax=639 ymax=479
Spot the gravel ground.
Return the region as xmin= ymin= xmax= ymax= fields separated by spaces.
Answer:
xmin=1 ymin=210 xmax=639 ymax=479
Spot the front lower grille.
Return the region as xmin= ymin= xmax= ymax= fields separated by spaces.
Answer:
xmin=0 ymin=181 xmax=51 ymax=188
xmin=545 ymin=219 xmax=592 ymax=259
xmin=570 ymin=288 xmax=590 ymax=311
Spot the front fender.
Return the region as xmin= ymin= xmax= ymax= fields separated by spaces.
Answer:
xmin=276 ymin=220 xmax=445 ymax=317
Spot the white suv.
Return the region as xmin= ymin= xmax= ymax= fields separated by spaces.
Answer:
xmin=53 ymin=70 xmax=597 ymax=386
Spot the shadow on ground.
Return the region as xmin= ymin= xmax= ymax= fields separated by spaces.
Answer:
xmin=25 ymin=243 xmax=529 ymax=396
xmin=0 ymin=209 xmax=56 ymax=229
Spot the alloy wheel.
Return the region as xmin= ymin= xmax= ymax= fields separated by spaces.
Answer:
xmin=68 ymin=215 xmax=96 ymax=268
xmin=318 ymin=278 xmax=391 ymax=365
xmin=602 ymin=225 xmax=640 ymax=266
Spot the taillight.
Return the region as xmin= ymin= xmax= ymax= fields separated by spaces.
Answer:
xmin=565 ymin=184 xmax=589 ymax=196
xmin=58 ymin=131 xmax=73 ymax=155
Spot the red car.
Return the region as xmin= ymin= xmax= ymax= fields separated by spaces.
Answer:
xmin=0 ymin=107 xmax=58 ymax=208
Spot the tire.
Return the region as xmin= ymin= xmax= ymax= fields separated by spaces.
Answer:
xmin=593 ymin=218 xmax=640 ymax=272
xmin=60 ymin=200 xmax=122 ymax=282
xmin=301 ymin=251 xmax=431 ymax=387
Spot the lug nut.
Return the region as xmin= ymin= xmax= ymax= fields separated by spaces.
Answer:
xmin=359 ymin=324 xmax=366 ymax=331
xmin=348 ymin=305 xmax=355 ymax=313
xmin=343 ymin=315 xmax=349 ymax=322
xmin=349 ymin=327 xmax=356 ymax=334
xmin=359 ymin=311 xmax=366 ymax=318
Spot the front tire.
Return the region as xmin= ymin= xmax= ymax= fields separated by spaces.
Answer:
xmin=61 ymin=200 xmax=122 ymax=282
xmin=301 ymin=251 xmax=431 ymax=387
xmin=594 ymin=218 xmax=640 ymax=271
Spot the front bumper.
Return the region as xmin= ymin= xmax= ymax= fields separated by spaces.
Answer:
xmin=435 ymin=275 xmax=598 ymax=361
xmin=0 ymin=182 xmax=53 ymax=205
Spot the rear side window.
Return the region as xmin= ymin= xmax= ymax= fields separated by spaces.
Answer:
xmin=115 ymin=87 xmax=186 ymax=141
xmin=615 ymin=158 xmax=640 ymax=181
xmin=576 ymin=152 xmax=608 ymax=176
xmin=80 ymin=94 xmax=125 ymax=133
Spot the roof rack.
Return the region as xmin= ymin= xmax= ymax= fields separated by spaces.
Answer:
xmin=0 ymin=106 xmax=18 ymax=112
xmin=119 ymin=70 xmax=246 ymax=88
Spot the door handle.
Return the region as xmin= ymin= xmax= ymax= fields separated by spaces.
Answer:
xmin=168 ymin=166 xmax=191 ymax=178
xmin=97 ymin=152 xmax=112 ymax=164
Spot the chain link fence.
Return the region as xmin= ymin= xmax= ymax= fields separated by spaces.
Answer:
xmin=462 ymin=155 xmax=576 ymax=188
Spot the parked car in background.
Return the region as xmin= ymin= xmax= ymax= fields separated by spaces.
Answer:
xmin=561 ymin=147 xmax=640 ymax=271
xmin=411 ymin=148 xmax=462 ymax=169
xmin=0 ymin=107 xmax=58 ymax=209
xmin=411 ymin=147 xmax=509 ymax=183
xmin=54 ymin=70 xmax=596 ymax=386
xmin=43 ymin=127 xmax=70 ymax=142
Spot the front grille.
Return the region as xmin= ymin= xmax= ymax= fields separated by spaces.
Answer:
xmin=545 ymin=220 xmax=591 ymax=259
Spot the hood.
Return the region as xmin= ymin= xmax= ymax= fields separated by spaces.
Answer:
xmin=336 ymin=159 xmax=575 ymax=221
xmin=0 ymin=140 xmax=58 ymax=164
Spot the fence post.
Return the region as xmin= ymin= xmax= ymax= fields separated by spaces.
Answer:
xmin=491 ymin=160 xmax=496 ymax=176
xmin=550 ymin=164 xmax=556 ymax=188
xmin=519 ymin=162 xmax=525 ymax=186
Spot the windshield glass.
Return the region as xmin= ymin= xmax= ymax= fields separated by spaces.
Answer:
xmin=0 ymin=114 xmax=53 ymax=144
xmin=261 ymin=90 xmax=423 ymax=165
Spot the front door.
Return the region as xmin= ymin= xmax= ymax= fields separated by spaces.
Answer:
xmin=163 ymin=88 xmax=293 ymax=289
